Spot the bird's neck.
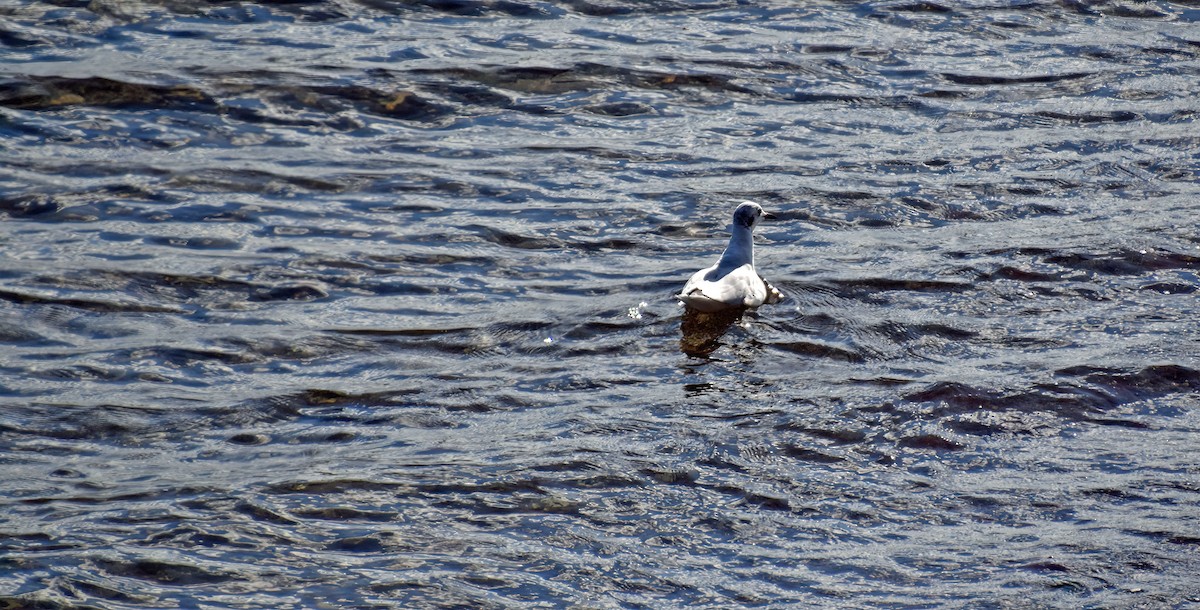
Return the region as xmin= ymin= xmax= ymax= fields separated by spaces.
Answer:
xmin=717 ymin=226 xmax=755 ymax=270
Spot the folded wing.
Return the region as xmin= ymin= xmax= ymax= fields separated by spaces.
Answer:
xmin=677 ymin=263 xmax=778 ymax=312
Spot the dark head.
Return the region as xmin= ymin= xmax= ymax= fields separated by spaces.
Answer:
xmin=732 ymin=200 xmax=776 ymax=230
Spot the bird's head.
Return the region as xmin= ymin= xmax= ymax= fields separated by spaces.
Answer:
xmin=732 ymin=200 xmax=776 ymax=230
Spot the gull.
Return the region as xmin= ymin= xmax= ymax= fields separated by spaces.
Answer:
xmin=676 ymin=201 xmax=783 ymax=312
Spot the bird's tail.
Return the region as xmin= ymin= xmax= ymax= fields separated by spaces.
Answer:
xmin=760 ymin=275 xmax=784 ymax=304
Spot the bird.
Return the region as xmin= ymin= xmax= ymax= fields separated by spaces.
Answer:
xmin=676 ymin=201 xmax=783 ymax=312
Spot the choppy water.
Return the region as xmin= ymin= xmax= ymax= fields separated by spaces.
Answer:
xmin=3 ymin=1 xmax=1200 ymax=608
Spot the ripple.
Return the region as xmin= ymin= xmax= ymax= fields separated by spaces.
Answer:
xmin=94 ymin=556 xmax=237 ymax=586
xmin=0 ymin=76 xmax=217 ymax=111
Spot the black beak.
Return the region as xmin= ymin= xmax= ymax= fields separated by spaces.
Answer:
xmin=762 ymin=211 xmax=777 ymax=220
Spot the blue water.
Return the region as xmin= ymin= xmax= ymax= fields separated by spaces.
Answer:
xmin=2 ymin=1 xmax=1199 ymax=607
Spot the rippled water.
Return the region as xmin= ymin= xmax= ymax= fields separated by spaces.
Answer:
xmin=3 ymin=1 xmax=1200 ymax=607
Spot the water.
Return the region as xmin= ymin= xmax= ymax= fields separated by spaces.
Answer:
xmin=2 ymin=1 xmax=1199 ymax=607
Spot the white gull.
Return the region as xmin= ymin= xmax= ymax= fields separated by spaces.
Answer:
xmin=676 ymin=201 xmax=783 ymax=312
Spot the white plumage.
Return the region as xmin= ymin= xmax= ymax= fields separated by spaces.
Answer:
xmin=676 ymin=201 xmax=783 ymax=312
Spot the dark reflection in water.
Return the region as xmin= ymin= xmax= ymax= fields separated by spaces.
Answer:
xmin=679 ymin=307 xmax=745 ymax=357
xmin=2 ymin=0 xmax=1200 ymax=608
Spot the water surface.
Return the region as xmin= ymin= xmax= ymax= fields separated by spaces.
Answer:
xmin=2 ymin=1 xmax=1199 ymax=608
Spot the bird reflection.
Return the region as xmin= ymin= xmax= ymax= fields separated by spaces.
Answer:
xmin=679 ymin=306 xmax=746 ymax=357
